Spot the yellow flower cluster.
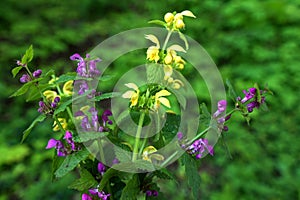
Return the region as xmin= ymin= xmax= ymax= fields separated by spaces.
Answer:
xmin=164 ymin=10 xmax=196 ymax=30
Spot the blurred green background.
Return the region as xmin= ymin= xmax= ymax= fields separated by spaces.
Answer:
xmin=1 ymin=0 xmax=299 ymax=199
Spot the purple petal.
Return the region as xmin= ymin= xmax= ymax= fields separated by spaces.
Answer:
xmin=70 ymin=53 xmax=83 ymax=61
xmin=32 ymin=69 xmax=42 ymax=78
xmin=97 ymin=162 xmax=106 ymax=174
xmin=64 ymin=131 xmax=73 ymax=140
xmin=88 ymin=188 xmax=98 ymax=196
xmin=82 ymin=193 xmax=92 ymax=200
xmin=46 ymin=139 xmax=58 ymax=149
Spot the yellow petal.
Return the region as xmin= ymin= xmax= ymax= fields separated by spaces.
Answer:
xmin=124 ymin=83 xmax=139 ymax=91
xmin=167 ymin=45 xmax=186 ymax=53
xmin=159 ymin=97 xmax=171 ymax=108
xmin=145 ymin=34 xmax=160 ymax=48
xmin=181 ymin=10 xmax=196 ymax=18
xmin=156 ymin=89 xmax=171 ymax=98
xmin=122 ymin=90 xmax=135 ymax=99
xmin=80 ymin=105 xmax=90 ymax=113
xmin=143 ymin=146 xmax=157 ymax=154
xmin=43 ymin=90 xmax=58 ymax=102
xmin=149 ymin=154 xmax=164 ymax=161
xmin=63 ymin=80 xmax=74 ymax=96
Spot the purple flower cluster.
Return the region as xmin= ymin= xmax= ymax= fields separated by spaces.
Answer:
xmin=213 ymin=100 xmax=230 ymax=131
xmin=38 ymin=96 xmax=60 ymax=114
xmin=46 ymin=131 xmax=78 ymax=156
xmin=178 ymin=132 xmax=214 ymax=159
xmin=82 ymin=189 xmax=110 ymax=200
xmin=237 ymin=87 xmax=265 ymax=113
xmin=187 ymin=138 xmax=214 ymax=159
xmin=76 ymin=108 xmax=112 ymax=132
xmin=146 ymin=190 xmax=158 ymax=197
xmin=19 ymin=69 xmax=42 ymax=83
xmin=70 ymin=53 xmax=101 ymax=78
xmin=97 ymin=162 xmax=106 ymax=176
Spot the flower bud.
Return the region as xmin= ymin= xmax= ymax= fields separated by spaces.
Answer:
xmin=164 ymin=12 xmax=174 ymax=23
xmin=33 ymin=69 xmax=42 ymax=78
xmin=20 ymin=74 xmax=31 ymax=83
xmin=175 ymin=19 xmax=185 ymax=29
xmin=164 ymin=54 xmax=173 ymax=64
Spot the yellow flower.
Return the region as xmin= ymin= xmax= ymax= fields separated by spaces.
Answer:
xmin=153 ymin=89 xmax=171 ymax=110
xmin=175 ymin=19 xmax=185 ymax=29
xmin=53 ymin=118 xmax=67 ymax=131
xmin=63 ymin=80 xmax=74 ymax=96
xmin=43 ymin=90 xmax=60 ymax=102
xmin=142 ymin=146 xmax=164 ymax=163
xmin=122 ymin=83 xmax=140 ymax=107
xmin=164 ymin=12 xmax=174 ymax=23
xmin=164 ymin=53 xmax=173 ymax=65
xmin=173 ymin=10 xmax=196 ymax=30
xmin=48 ymin=77 xmax=58 ymax=84
xmin=146 ymin=46 xmax=160 ymax=63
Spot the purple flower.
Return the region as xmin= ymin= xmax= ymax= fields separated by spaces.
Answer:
xmin=239 ymin=88 xmax=256 ymax=103
xmin=88 ymin=188 xmax=110 ymax=200
xmin=64 ymin=131 xmax=76 ymax=151
xmin=97 ymin=162 xmax=106 ymax=175
xmin=81 ymin=116 xmax=92 ymax=131
xmin=51 ymin=97 xmax=60 ymax=109
xmin=152 ymin=190 xmax=158 ymax=196
xmin=146 ymin=190 xmax=152 ymax=197
xmin=46 ymin=139 xmax=66 ymax=156
xmin=38 ymin=101 xmax=47 ymax=113
xmin=102 ymin=110 xmax=112 ymax=126
xmin=33 ymin=69 xmax=42 ymax=78
xmin=177 ymin=132 xmax=183 ymax=140
xmin=187 ymin=138 xmax=214 ymax=159
xmin=213 ymin=100 xmax=227 ymax=118
xmin=81 ymin=193 xmax=92 ymax=200
xmin=20 ymin=74 xmax=31 ymax=83
xmin=70 ymin=53 xmax=101 ymax=78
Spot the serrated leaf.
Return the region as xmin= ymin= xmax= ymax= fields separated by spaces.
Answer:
xmin=114 ymin=146 xmax=132 ymax=163
xmin=21 ymin=45 xmax=34 ymax=64
xmin=167 ymin=44 xmax=186 ymax=53
xmin=226 ymin=79 xmax=238 ymax=101
xmin=54 ymin=72 xmax=77 ymax=84
xmin=134 ymin=159 xmax=155 ymax=171
xmin=26 ymin=83 xmax=51 ymax=102
xmin=183 ymin=154 xmax=201 ymax=200
xmin=120 ymin=174 xmax=140 ymax=200
xmin=145 ymin=34 xmax=160 ymax=47
xmin=73 ymin=132 xmax=109 ymax=143
xmin=181 ymin=10 xmax=196 ymax=18
xmin=148 ymin=20 xmax=166 ymax=27
xmin=93 ymin=92 xmax=120 ymax=101
xmin=98 ymin=168 xmax=122 ymax=190
xmin=12 ymin=66 xmax=23 ymax=78
xmin=21 ymin=114 xmax=46 ymax=143
xmin=68 ymin=168 xmax=97 ymax=191
xmin=152 ymin=168 xmax=177 ymax=182
xmin=178 ymin=32 xmax=189 ymax=50
xmin=55 ymin=148 xmax=90 ymax=178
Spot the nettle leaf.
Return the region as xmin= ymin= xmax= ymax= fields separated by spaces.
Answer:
xmin=178 ymin=31 xmax=189 ymax=50
xmin=183 ymin=153 xmax=201 ymax=200
xmin=10 ymin=81 xmax=33 ymax=97
xmin=53 ymin=98 xmax=72 ymax=116
xmin=98 ymin=168 xmax=124 ymax=190
xmin=21 ymin=45 xmax=34 ymax=64
xmin=73 ymin=132 xmax=109 ymax=143
xmin=12 ymin=66 xmax=23 ymax=78
xmin=93 ymin=92 xmax=121 ymax=101
xmin=152 ymin=168 xmax=176 ymax=182
xmin=55 ymin=148 xmax=90 ymax=178
xmin=148 ymin=20 xmax=167 ymax=27
xmin=51 ymin=150 xmax=64 ymax=181
xmin=54 ymin=72 xmax=77 ymax=84
xmin=21 ymin=114 xmax=46 ymax=143
xmin=134 ymin=159 xmax=155 ymax=171
xmin=114 ymin=146 xmax=132 ymax=163
xmin=120 ymin=174 xmax=140 ymax=200
xmin=68 ymin=168 xmax=97 ymax=191
xmin=226 ymin=79 xmax=238 ymax=101
xmin=26 ymin=83 xmax=51 ymax=102
xmin=161 ymin=113 xmax=180 ymax=142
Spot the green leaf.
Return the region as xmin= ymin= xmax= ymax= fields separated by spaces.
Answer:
xmin=183 ymin=153 xmax=201 ymax=200
xmin=152 ymin=168 xmax=176 ymax=182
xmin=51 ymin=150 xmax=64 ymax=181
xmin=120 ymin=174 xmax=140 ymax=200
xmin=21 ymin=45 xmax=34 ymax=64
xmin=53 ymin=98 xmax=72 ymax=116
xmin=99 ymin=74 xmax=114 ymax=82
xmin=114 ymin=146 xmax=132 ymax=163
xmin=148 ymin=20 xmax=166 ymax=27
xmin=199 ymin=103 xmax=211 ymax=127
xmin=68 ymin=168 xmax=97 ymax=191
xmin=55 ymin=148 xmax=90 ymax=178
xmin=21 ymin=114 xmax=46 ymax=143
xmin=93 ymin=92 xmax=120 ymax=101
xmin=26 ymin=83 xmax=52 ymax=102
xmin=178 ymin=31 xmax=189 ymax=50
xmin=226 ymin=79 xmax=238 ymax=101
xmin=54 ymin=72 xmax=77 ymax=84
xmin=12 ymin=66 xmax=23 ymax=78
xmin=10 ymin=81 xmax=33 ymax=97
xmin=73 ymin=132 xmax=109 ymax=143
xmin=134 ymin=159 xmax=155 ymax=171
xmin=98 ymin=168 xmax=124 ymax=190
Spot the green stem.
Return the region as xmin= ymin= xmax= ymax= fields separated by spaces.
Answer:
xmin=132 ymin=111 xmax=146 ymax=161
xmin=161 ymin=151 xmax=178 ymax=168
xmin=24 ymin=64 xmax=33 ymax=78
xmin=187 ymin=126 xmax=210 ymax=145
xmin=162 ymin=30 xmax=173 ymax=51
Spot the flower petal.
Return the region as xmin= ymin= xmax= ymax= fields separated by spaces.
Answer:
xmin=124 ymin=83 xmax=139 ymax=91
xmin=181 ymin=10 xmax=196 ymax=18
xmin=122 ymin=90 xmax=135 ymax=99
xmin=167 ymin=44 xmax=186 ymax=53
xmin=159 ymin=97 xmax=171 ymax=108
xmin=156 ymin=89 xmax=171 ymax=97
xmin=46 ymin=139 xmax=58 ymax=149
xmin=145 ymin=34 xmax=160 ymax=48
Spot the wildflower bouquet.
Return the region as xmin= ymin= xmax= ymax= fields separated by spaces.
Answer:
xmin=10 ymin=10 xmax=272 ymax=200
